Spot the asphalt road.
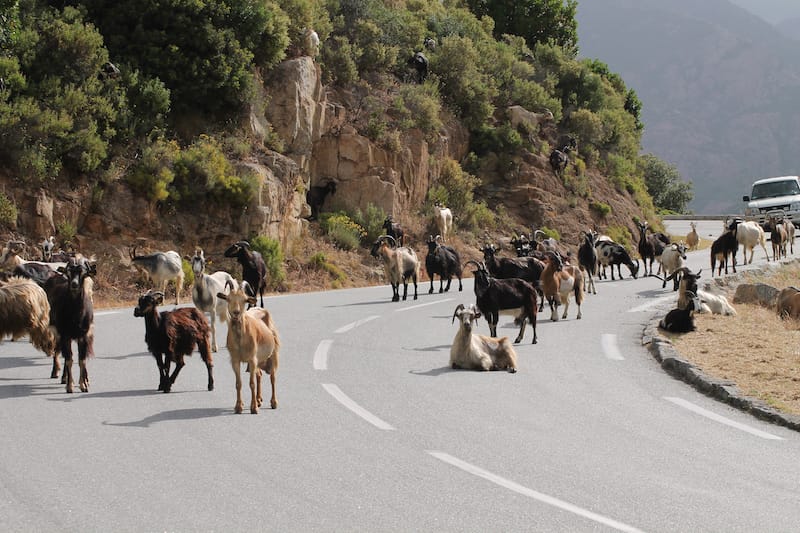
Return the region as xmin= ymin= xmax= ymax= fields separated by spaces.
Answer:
xmin=1 ymin=221 xmax=798 ymax=532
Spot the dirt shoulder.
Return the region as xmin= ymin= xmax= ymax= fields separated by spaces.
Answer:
xmin=648 ymin=260 xmax=800 ymax=429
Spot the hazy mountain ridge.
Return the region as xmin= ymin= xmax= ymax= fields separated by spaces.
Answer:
xmin=578 ymin=0 xmax=800 ymax=213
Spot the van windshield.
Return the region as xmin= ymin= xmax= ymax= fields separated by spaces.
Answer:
xmin=751 ymin=180 xmax=800 ymax=200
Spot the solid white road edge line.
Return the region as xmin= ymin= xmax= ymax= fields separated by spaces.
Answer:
xmin=313 ymin=340 xmax=333 ymax=371
xmin=322 ymin=384 xmax=396 ymax=431
xmin=601 ymin=333 xmax=625 ymax=361
xmin=627 ymin=295 xmax=674 ymax=313
xmin=427 ymin=451 xmax=644 ymax=533
xmin=664 ymin=397 xmax=783 ymax=440
xmin=395 ymin=297 xmax=454 ymax=313
xmin=335 ymin=315 xmax=380 ymax=333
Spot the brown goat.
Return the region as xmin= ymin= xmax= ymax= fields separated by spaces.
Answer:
xmin=767 ymin=216 xmax=787 ymax=261
xmin=777 ymin=286 xmax=800 ymax=319
xmin=686 ymin=222 xmax=699 ymax=251
xmin=541 ymin=252 xmax=583 ymax=321
xmin=218 ymin=281 xmax=280 ymax=413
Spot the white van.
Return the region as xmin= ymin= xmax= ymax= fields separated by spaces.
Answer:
xmin=742 ymin=175 xmax=800 ymax=226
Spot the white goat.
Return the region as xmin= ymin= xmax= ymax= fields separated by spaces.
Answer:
xmin=434 ymin=202 xmax=453 ymax=242
xmin=450 ymin=304 xmax=517 ymax=372
xmin=129 ymin=246 xmax=185 ymax=304
xmin=188 ymin=248 xmax=235 ymax=352
xmin=40 ymin=236 xmax=55 ymax=261
xmin=658 ymin=242 xmax=687 ymax=291
xmin=696 ymin=289 xmax=737 ymax=316
xmin=218 ymin=281 xmax=281 ymax=413
xmin=0 ymin=276 xmax=55 ymax=356
xmin=304 ymin=28 xmax=320 ymax=58
xmin=727 ymin=219 xmax=769 ymax=264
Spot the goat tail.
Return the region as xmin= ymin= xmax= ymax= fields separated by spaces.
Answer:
xmin=260 ymin=308 xmax=281 ymax=353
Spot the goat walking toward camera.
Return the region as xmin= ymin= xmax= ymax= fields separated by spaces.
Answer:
xmin=218 ymin=281 xmax=280 ymax=413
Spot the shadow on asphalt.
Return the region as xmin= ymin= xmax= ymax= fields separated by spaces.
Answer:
xmin=102 ymin=407 xmax=229 ymax=428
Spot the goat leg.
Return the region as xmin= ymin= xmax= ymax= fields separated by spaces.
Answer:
xmin=232 ymin=362 xmax=244 ymax=414
xmin=166 ymin=358 xmax=186 ymax=392
xmin=50 ymin=353 xmax=61 ymax=379
xmin=249 ymin=362 xmax=259 ymax=414
xmin=268 ymin=368 xmax=277 ymax=409
xmin=77 ymin=339 xmax=90 ymax=392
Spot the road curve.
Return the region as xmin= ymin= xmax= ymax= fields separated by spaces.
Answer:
xmin=1 ymin=221 xmax=798 ymax=532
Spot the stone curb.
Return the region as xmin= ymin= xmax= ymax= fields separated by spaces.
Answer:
xmin=642 ymin=258 xmax=800 ymax=432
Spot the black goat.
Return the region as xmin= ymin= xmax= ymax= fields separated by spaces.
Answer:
xmin=424 ymin=235 xmax=462 ymax=294
xmin=636 ymin=220 xmax=670 ymax=276
xmin=383 ymin=216 xmax=405 ymax=244
xmin=577 ymin=230 xmax=598 ymax=294
xmin=510 ymin=234 xmax=533 ymax=257
xmin=710 ymin=230 xmax=738 ymax=276
xmin=44 ymin=256 xmax=96 ymax=392
xmin=99 ymin=61 xmax=120 ymax=80
xmin=481 ymin=243 xmax=545 ymax=310
xmin=134 ymin=290 xmax=214 ymax=393
xmin=466 ymin=261 xmax=538 ymax=344
xmin=408 ymin=51 xmax=428 ymax=83
xmin=549 ymin=146 xmax=570 ymax=177
xmin=659 ymin=291 xmax=702 ymax=333
xmin=224 ymin=240 xmax=267 ymax=307
xmin=306 ymin=180 xmax=336 ymax=220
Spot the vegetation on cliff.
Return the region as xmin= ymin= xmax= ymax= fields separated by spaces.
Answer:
xmin=0 ymin=0 xmax=690 ymax=266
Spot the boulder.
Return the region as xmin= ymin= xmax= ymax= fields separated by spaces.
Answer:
xmin=733 ymin=283 xmax=779 ymax=308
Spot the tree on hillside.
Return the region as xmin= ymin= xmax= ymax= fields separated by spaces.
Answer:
xmin=465 ymin=0 xmax=578 ymax=53
xmin=639 ymin=154 xmax=693 ymax=214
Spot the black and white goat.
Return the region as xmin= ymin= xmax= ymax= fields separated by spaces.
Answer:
xmin=450 ymin=304 xmax=518 ymax=372
xmin=466 ymin=260 xmax=538 ymax=344
xmin=224 ymin=240 xmax=267 ymax=308
xmin=134 ymin=290 xmax=214 ymax=393
xmin=595 ymin=236 xmax=639 ymax=280
xmin=424 ymin=235 xmax=462 ymax=294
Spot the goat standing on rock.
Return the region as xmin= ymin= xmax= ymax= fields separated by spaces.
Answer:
xmin=450 ymin=304 xmax=517 ymax=372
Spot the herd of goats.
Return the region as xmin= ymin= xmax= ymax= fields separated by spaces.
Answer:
xmin=2 ymin=207 xmax=800 ymax=408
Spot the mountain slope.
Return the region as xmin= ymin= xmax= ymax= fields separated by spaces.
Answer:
xmin=577 ymin=0 xmax=800 ymax=213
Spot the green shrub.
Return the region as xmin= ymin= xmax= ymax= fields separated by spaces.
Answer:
xmin=538 ymin=227 xmax=560 ymax=240
xmin=56 ymin=219 xmax=77 ymax=248
xmin=351 ymin=203 xmax=387 ymax=243
xmin=0 ymin=193 xmax=18 ymax=227
xmin=430 ymin=158 xmax=495 ymax=231
xmin=250 ymin=235 xmax=287 ymax=290
xmin=605 ymin=225 xmax=631 ymax=248
xmin=589 ymin=201 xmax=612 ymax=217
xmin=309 ymin=252 xmax=347 ymax=283
xmin=181 ymin=258 xmax=194 ymax=289
xmin=320 ymin=212 xmax=365 ymax=250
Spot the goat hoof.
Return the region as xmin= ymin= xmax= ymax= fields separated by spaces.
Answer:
xmin=271 ymin=400 xmax=278 ymax=409
xmin=508 ymin=368 xmax=517 ymax=374
xmin=251 ymin=407 xmax=259 ymax=414
xmin=234 ymin=404 xmax=243 ymax=414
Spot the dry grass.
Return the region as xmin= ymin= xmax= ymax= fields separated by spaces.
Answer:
xmin=670 ymin=262 xmax=800 ymax=415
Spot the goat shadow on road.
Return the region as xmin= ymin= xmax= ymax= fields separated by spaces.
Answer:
xmin=102 ymin=407 xmax=229 ymax=428
xmin=409 ymin=366 xmax=454 ymax=377
xmin=45 ymin=388 xmax=202 ymax=402
xmin=0 ymin=381 xmax=60 ymax=400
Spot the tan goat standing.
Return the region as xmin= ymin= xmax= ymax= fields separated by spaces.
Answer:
xmin=217 ymin=281 xmax=280 ymax=413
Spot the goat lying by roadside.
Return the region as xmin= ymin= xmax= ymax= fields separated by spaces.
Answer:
xmin=450 ymin=304 xmax=517 ymax=373
xmin=659 ymin=292 xmax=702 ymax=333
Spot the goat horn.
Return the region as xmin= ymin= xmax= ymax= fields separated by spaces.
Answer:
xmin=224 ymin=279 xmax=236 ymax=292
xmin=452 ymin=304 xmax=465 ymax=324
xmin=382 ymin=235 xmax=397 ymax=247
xmin=464 ymin=260 xmax=483 ymax=271
xmin=236 ymin=240 xmax=251 ymax=248
xmin=241 ymin=280 xmax=253 ymax=296
xmin=435 ymin=235 xmax=443 ymax=243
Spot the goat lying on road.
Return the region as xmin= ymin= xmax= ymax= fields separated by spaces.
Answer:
xmin=450 ymin=304 xmax=517 ymax=373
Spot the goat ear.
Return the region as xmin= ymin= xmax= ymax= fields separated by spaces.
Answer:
xmin=88 ymin=263 xmax=97 ymax=276
xmin=247 ymin=296 xmax=257 ymax=306
xmin=217 ymin=292 xmax=227 ymax=301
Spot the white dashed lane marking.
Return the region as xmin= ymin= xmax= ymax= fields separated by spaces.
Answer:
xmin=322 ymin=384 xmax=395 ymax=430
